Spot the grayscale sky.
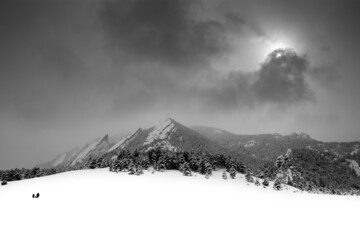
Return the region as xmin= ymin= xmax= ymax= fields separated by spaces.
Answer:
xmin=1 ymin=0 xmax=359 ymax=169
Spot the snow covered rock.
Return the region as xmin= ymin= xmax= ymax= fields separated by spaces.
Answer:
xmin=346 ymin=159 xmax=360 ymax=177
xmin=108 ymin=128 xmax=142 ymax=153
xmin=244 ymin=140 xmax=256 ymax=148
xmin=143 ymin=117 xmax=178 ymax=151
xmin=42 ymin=134 xmax=110 ymax=168
xmin=70 ymin=135 xmax=109 ymax=166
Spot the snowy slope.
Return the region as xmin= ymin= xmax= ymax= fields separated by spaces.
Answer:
xmin=52 ymin=153 xmax=67 ymax=167
xmin=144 ymin=117 xmax=177 ymax=145
xmin=52 ymin=148 xmax=80 ymax=167
xmin=41 ymin=135 xmax=110 ymax=168
xmin=139 ymin=117 xmax=228 ymax=153
xmin=0 ymin=169 xmax=358 ymax=240
xmin=141 ymin=117 xmax=178 ymax=151
xmin=103 ymin=116 xmax=226 ymax=153
xmin=108 ymin=128 xmax=142 ymax=153
xmin=70 ymin=135 xmax=109 ymax=166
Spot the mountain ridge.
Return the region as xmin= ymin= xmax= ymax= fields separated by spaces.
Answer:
xmin=38 ymin=134 xmax=110 ymax=169
xmin=107 ymin=117 xmax=229 ymax=155
xmin=191 ymin=125 xmax=360 ymax=161
xmin=38 ymin=117 xmax=360 ymax=169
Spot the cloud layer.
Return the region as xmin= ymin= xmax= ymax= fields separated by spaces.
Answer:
xmin=202 ymin=49 xmax=314 ymax=111
xmin=100 ymin=0 xmax=231 ymax=67
xmin=2 ymin=0 xmax=360 ymax=169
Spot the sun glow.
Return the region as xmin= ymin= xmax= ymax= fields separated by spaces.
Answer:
xmin=257 ymin=35 xmax=300 ymax=61
xmin=268 ymin=40 xmax=289 ymax=51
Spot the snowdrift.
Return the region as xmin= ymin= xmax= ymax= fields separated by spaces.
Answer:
xmin=0 ymin=169 xmax=359 ymax=240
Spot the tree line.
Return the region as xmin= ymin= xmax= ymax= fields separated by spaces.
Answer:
xmin=3 ymin=147 xmax=360 ymax=196
xmin=87 ymin=148 xmax=248 ymax=176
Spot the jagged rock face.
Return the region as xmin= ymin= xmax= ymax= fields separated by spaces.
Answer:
xmin=275 ymin=149 xmax=291 ymax=168
xmin=274 ymin=150 xmax=298 ymax=185
xmin=53 ymin=148 xmax=79 ymax=167
xmin=290 ymin=132 xmax=311 ymax=139
xmin=143 ymin=117 xmax=178 ymax=151
xmin=69 ymin=135 xmax=109 ymax=166
xmin=108 ymin=128 xmax=142 ymax=153
xmin=42 ymin=135 xmax=110 ymax=168
xmin=276 ymin=168 xmax=294 ymax=185
xmin=107 ymin=117 xmax=227 ymax=154
xmin=39 ymin=116 xmax=360 ymax=171
xmin=105 ymin=117 xmax=180 ymax=154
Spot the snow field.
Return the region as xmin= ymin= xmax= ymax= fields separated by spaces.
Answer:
xmin=0 ymin=169 xmax=359 ymax=240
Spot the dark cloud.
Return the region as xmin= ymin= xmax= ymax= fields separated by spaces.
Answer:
xmin=253 ymin=49 xmax=313 ymax=106
xmin=2 ymin=0 xmax=360 ymax=169
xmin=202 ymin=72 xmax=254 ymax=110
xmin=100 ymin=0 xmax=230 ymax=67
xmin=203 ymin=49 xmax=314 ymax=110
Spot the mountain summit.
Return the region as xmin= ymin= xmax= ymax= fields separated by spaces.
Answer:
xmin=108 ymin=116 xmax=226 ymax=155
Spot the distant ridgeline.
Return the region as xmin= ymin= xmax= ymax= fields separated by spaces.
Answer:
xmin=1 ymin=117 xmax=360 ymax=196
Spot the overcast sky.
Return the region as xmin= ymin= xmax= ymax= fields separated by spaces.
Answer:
xmin=1 ymin=0 xmax=360 ymax=169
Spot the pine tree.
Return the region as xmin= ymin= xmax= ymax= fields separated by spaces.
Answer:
xmin=287 ymin=179 xmax=294 ymax=187
xmin=204 ymin=161 xmax=212 ymax=176
xmin=222 ymin=170 xmax=228 ymax=180
xmin=128 ymin=163 xmax=136 ymax=175
xmin=157 ymin=161 xmax=166 ymax=172
xmin=262 ymin=178 xmax=269 ymax=187
xmin=136 ymin=165 xmax=144 ymax=175
xmin=109 ymin=161 xmax=114 ymax=172
xmin=100 ymin=158 xmax=109 ymax=168
xmin=112 ymin=158 xmax=122 ymax=173
xmin=140 ymin=157 xmax=150 ymax=170
xmin=88 ymin=158 xmax=98 ymax=169
xmin=306 ymin=182 xmax=313 ymax=192
xmin=97 ymin=158 xmax=104 ymax=168
xmin=30 ymin=167 xmax=40 ymax=178
xmin=273 ymin=179 xmax=282 ymax=191
xmin=182 ymin=162 xmax=192 ymax=176
xmin=238 ymin=162 xmax=246 ymax=174
xmin=245 ymin=172 xmax=254 ymax=183
xmin=229 ymin=166 xmax=236 ymax=179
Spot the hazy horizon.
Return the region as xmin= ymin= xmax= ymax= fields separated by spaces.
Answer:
xmin=1 ymin=0 xmax=360 ymax=169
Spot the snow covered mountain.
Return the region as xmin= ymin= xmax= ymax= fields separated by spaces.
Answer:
xmin=191 ymin=125 xmax=360 ymax=162
xmin=39 ymin=135 xmax=110 ymax=168
xmin=38 ymin=117 xmax=271 ymax=169
xmin=38 ymin=116 xmax=360 ymax=170
xmin=70 ymin=135 xmax=109 ymax=166
xmin=108 ymin=117 xmax=227 ymax=155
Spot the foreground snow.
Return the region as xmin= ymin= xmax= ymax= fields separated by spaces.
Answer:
xmin=0 ymin=169 xmax=359 ymax=240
